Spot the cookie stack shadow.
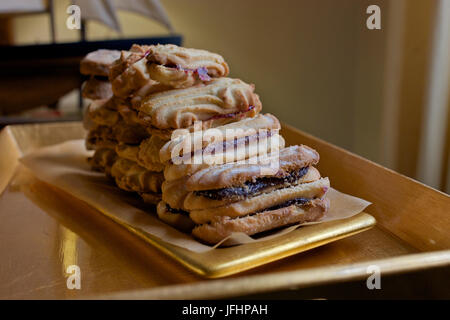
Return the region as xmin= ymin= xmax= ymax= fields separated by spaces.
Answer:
xmin=81 ymin=44 xmax=330 ymax=245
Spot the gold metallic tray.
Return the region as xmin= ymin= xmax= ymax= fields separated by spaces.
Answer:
xmin=0 ymin=122 xmax=375 ymax=279
xmin=0 ymin=122 xmax=449 ymax=299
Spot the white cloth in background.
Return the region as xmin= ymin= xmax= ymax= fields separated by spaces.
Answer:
xmin=71 ymin=0 xmax=173 ymax=33
xmin=0 ymin=0 xmax=45 ymax=15
xmin=72 ymin=0 xmax=121 ymax=32
xmin=114 ymin=0 xmax=173 ymax=32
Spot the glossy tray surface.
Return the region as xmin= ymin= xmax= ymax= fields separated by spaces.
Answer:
xmin=0 ymin=122 xmax=448 ymax=299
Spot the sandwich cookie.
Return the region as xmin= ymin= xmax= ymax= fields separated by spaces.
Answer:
xmin=156 ymin=201 xmax=196 ymax=232
xmin=182 ymin=145 xmax=329 ymax=244
xmin=146 ymin=44 xmax=229 ymax=88
xmin=138 ymin=77 xmax=262 ymax=137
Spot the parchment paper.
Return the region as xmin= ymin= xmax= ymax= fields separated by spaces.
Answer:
xmin=20 ymin=140 xmax=371 ymax=253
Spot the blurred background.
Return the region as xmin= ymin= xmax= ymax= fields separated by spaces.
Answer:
xmin=0 ymin=0 xmax=449 ymax=194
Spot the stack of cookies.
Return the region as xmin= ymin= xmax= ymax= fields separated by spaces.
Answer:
xmin=81 ymin=44 xmax=330 ymax=245
xmin=82 ymin=47 xmax=165 ymax=205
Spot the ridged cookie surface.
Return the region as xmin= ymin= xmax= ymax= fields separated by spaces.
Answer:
xmin=189 ymin=177 xmax=329 ymax=224
xmin=186 ymin=145 xmax=320 ymax=191
xmin=88 ymin=148 xmax=118 ymax=176
xmin=147 ymin=44 xmax=229 ymax=78
xmin=82 ymin=77 xmax=113 ymax=100
xmin=184 ymin=166 xmax=321 ymax=210
xmin=111 ymin=158 xmax=164 ymax=193
xmin=85 ymin=125 xmax=117 ymax=150
xmin=137 ymin=135 xmax=167 ymax=172
xmin=159 ymin=113 xmax=281 ymax=163
xmin=192 ymin=198 xmax=329 ymax=244
xmin=157 ymin=201 xmax=195 ymax=232
xmin=161 ymin=177 xmax=190 ymax=210
xmin=115 ymin=143 xmax=139 ymax=163
xmin=139 ymin=78 xmax=262 ymax=130
xmin=86 ymin=98 xmax=119 ymax=127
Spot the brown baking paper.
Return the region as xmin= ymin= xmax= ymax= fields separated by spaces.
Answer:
xmin=19 ymin=140 xmax=371 ymax=253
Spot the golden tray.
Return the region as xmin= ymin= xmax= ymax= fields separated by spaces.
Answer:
xmin=0 ymin=122 xmax=449 ymax=299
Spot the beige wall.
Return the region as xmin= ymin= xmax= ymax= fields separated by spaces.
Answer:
xmin=12 ymin=0 xmax=388 ymax=161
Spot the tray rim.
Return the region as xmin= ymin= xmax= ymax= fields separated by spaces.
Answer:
xmin=90 ymin=249 xmax=450 ymax=299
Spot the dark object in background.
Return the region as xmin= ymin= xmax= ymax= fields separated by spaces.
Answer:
xmin=0 ymin=35 xmax=182 ymax=126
